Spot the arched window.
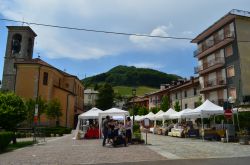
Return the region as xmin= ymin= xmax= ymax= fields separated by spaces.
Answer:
xmin=11 ymin=33 xmax=22 ymax=54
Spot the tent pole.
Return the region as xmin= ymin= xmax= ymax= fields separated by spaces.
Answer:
xmin=236 ymin=108 xmax=240 ymax=131
xmin=201 ymin=114 xmax=204 ymax=142
xmin=153 ymin=119 xmax=156 ymax=134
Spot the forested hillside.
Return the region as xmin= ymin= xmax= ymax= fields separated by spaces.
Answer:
xmin=83 ymin=65 xmax=181 ymax=88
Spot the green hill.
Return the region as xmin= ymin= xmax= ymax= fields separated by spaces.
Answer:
xmin=83 ymin=65 xmax=181 ymax=88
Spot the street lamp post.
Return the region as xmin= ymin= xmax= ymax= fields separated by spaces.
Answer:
xmin=132 ymin=87 xmax=137 ymax=126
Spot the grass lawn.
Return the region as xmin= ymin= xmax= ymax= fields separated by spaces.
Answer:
xmin=0 ymin=141 xmax=34 ymax=154
xmin=113 ymin=86 xmax=158 ymax=96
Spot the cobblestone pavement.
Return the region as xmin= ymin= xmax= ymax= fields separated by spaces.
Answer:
xmin=1 ymin=133 xmax=250 ymax=164
xmin=143 ymin=133 xmax=250 ymax=159
xmin=0 ymin=134 xmax=166 ymax=165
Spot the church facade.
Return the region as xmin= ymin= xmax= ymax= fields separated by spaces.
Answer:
xmin=1 ymin=26 xmax=84 ymax=128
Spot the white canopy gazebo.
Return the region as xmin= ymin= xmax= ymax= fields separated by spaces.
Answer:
xmin=98 ymin=108 xmax=129 ymax=138
xmin=135 ymin=115 xmax=143 ymax=121
xmin=181 ymin=100 xmax=226 ymax=140
xmin=153 ymin=110 xmax=164 ymax=120
xmin=141 ymin=112 xmax=155 ymax=120
xmin=169 ymin=108 xmax=193 ymax=119
xmin=78 ymin=107 xmax=103 ymax=120
xmin=162 ymin=108 xmax=177 ymax=120
xmin=74 ymin=107 xmax=103 ymax=139
xmin=182 ymin=100 xmax=224 ymax=118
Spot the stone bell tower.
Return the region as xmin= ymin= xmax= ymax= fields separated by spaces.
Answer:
xmin=1 ymin=26 xmax=37 ymax=92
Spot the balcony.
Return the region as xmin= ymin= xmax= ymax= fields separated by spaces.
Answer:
xmin=200 ymin=77 xmax=226 ymax=93
xmin=194 ymin=57 xmax=225 ymax=74
xmin=193 ymin=31 xmax=235 ymax=58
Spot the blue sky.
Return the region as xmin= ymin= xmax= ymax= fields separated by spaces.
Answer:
xmin=0 ymin=0 xmax=250 ymax=80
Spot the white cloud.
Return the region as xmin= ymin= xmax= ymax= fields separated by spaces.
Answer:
xmin=1 ymin=0 xmax=248 ymax=60
xmin=129 ymin=25 xmax=170 ymax=48
xmin=128 ymin=62 xmax=164 ymax=70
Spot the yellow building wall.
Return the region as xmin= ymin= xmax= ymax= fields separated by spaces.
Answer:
xmin=15 ymin=63 xmax=83 ymax=128
xmin=15 ymin=65 xmax=39 ymax=100
xmin=52 ymin=87 xmax=75 ymax=128
xmin=236 ymin=17 xmax=250 ymax=96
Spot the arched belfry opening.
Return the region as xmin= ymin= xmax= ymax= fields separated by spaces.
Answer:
xmin=11 ymin=33 xmax=22 ymax=54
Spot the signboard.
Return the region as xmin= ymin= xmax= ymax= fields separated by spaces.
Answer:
xmin=34 ymin=104 xmax=39 ymax=124
xmin=224 ymin=109 xmax=233 ymax=119
xmin=34 ymin=104 xmax=38 ymax=116
xmin=223 ymin=101 xmax=233 ymax=119
xmin=143 ymin=118 xmax=151 ymax=129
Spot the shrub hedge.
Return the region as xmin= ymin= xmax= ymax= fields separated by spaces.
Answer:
xmin=0 ymin=132 xmax=14 ymax=152
xmin=37 ymin=127 xmax=72 ymax=137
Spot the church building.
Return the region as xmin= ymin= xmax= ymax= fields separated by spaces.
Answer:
xmin=1 ymin=26 xmax=84 ymax=128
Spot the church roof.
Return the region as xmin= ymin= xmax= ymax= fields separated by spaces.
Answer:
xmin=15 ymin=58 xmax=79 ymax=80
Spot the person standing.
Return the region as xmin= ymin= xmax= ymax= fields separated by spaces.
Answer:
xmin=125 ymin=116 xmax=132 ymax=143
xmin=102 ymin=115 xmax=110 ymax=146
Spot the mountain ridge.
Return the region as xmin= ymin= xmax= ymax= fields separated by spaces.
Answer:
xmin=82 ymin=65 xmax=182 ymax=88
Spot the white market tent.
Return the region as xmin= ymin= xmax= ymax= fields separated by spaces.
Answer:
xmin=135 ymin=115 xmax=143 ymax=121
xmin=98 ymin=108 xmax=129 ymax=138
xmin=182 ymin=100 xmax=224 ymax=118
xmin=73 ymin=107 xmax=103 ymax=139
xmin=142 ymin=112 xmax=155 ymax=120
xmin=169 ymin=108 xmax=193 ymax=119
xmin=78 ymin=107 xmax=103 ymax=119
xmin=162 ymin=108 xmax=177 ymax=120
xmin=153 ymin=110 xmax=164 ymax=120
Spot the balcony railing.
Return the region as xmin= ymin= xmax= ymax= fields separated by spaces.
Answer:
xmin=194 ymin=57 xmax=225 ymax=74
xmin=204 ymin=77 xmax=226 ymax=88
xmin=193 ymin=31 xmax=235 ymax=57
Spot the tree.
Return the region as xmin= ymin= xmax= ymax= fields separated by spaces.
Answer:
xmin=46 ymin=99 xmax=62 ymax=126
xmin=138 ymin=106 xmax=148 ymax=115
xmin=160 ymin=95 xmax=170 ymax=112
xmin=96 ymin=83 xmax=114 ymax=110
xmin=150 ymin=107 xmax=159 ymax=114
xmin=0 ymin=92 xmax=27 ymax=130
xmin=195 ymin=96 xmax=203 ymax=107
xmin=129 ymin=105 xmax=139 ymax=116
xmin=25 ymin=96 xmax=47 ymax=125
xmin=36 ymin=96 xmax=47 ymax=123
xmin=25 ymin=98 xmax=36 ymax=126
xmin=174 ymin=101 xmax=181 ymax=112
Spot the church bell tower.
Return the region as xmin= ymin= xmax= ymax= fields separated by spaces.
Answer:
xmin=1 ymin=26 xmax=37 ymax=92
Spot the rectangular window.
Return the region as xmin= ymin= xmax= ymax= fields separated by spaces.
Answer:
xmin=88 ymin=95 xmax=91 ymax=99
xmin=229 ymin=87 xmax=237 ymax=99
xmin=43 ymin=72 xmax=48 ymax=85
xmin=194 ymin=88 xmax=197 ymax=96
xmin=185 ymin=103 xmax=188 ymax=109
xmin=227 ymin=66 xmax=235 ymax=77
xmin=184 ymin=91 xmax=187 ymax=98
xmin=175 ymin=93 xmax=178 ymax=99
xmin=225 ymin=45 xmax=233 ymax=57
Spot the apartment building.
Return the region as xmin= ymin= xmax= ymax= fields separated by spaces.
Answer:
xmin=146 ymin=77 xmax=200 ymax=110
xmin=84 ymin=89 xmax=99 ymax=108
xmin=131 ymin=96 xmax=149 ymax=109
xmin=169 ymin=77 xmax=201 ymax=109
xmin=192 ymin=9 xmax=250 ymax=106
xmin=148 ymin=88 xmax=168 ymax=109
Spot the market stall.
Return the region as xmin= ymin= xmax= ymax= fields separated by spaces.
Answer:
xmin=74 ymin=107 xmax=103 ymax=139
xmin=98 ymin=108 xmax=129 ymax=139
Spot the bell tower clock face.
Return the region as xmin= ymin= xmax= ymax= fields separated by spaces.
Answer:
xmin=11 ymin=33 xmax=22 ymax=55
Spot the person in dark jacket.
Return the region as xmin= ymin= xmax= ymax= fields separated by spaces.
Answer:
xmin=102 ymin=115 xmax=110 ymax=146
